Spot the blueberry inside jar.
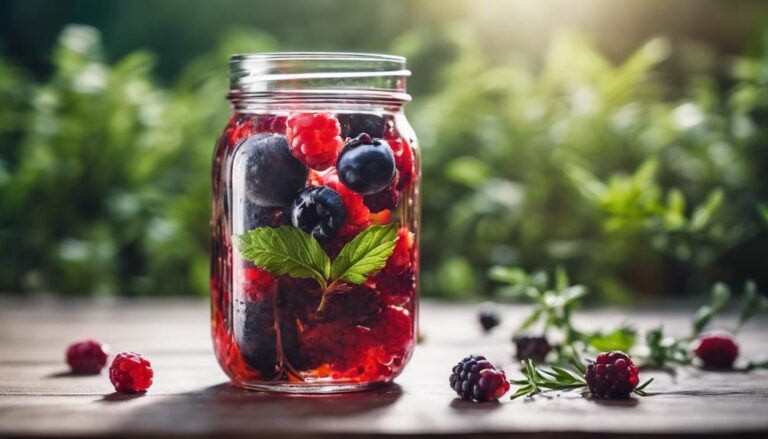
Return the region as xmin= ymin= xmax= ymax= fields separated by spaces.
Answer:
xmin=210 ymin=53 xmax=419 ymax=393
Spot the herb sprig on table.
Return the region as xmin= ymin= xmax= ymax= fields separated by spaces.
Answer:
xmin=509 ymin=358 xmax=654 ymax=400
xmin=488 ymin=266 xmax=635 ymax=360
xmin=489 ymin=265 xmax=768 ymax=369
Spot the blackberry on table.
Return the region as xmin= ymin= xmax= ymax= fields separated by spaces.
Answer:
xmin=478 ymin=305 xmax=501 ymax=332
xmin=585 ymin=351 xmax=640 ymax=399
xmin=449 ymin=354 xmax=510 ymax=402
xmin=513 ymin=334 xmax=551 ymax=362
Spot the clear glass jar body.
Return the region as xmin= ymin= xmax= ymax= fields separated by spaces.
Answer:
xmin=211 ymin=53 xmax=419 ymax=392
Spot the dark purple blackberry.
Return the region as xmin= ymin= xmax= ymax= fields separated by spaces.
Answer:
xmin=513 ymin=334 xmax=551 ymax=362
xmin=234 ymin=298 xmax=279 ymax=377
xmin=478 ymin=306 xmax=501 ymax=332
xmin=337 ymin=113 xmax=386 ymax=139
xmin=585 ymin=351 xmax=640 ymax=399
xmin=449 ymin=355 xmax=510 ymax=402
xmin=319 ymin=285 xmax=383 ymax=325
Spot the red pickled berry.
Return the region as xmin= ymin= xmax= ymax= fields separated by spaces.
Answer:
xmin=253 ymin=114 xmax=287 ymax=133
xmin=286 ymin=112 xmax=343 ymax=171
xmin=387 ymin=137 xmax=415 ymax=191
xmin=242 ymin=267 xmax=277 ymax=301
xmin=228 ymin=115 xmax=255 ymax=145
xmin=692 ymin=331 xmax=739 ymax=369
xmin=363 ymin=181 xmax=400 ymax=213
xmin=369 ymin=306 xmax=413 ymax=351
xmin=109 ymin=352 xmax=153 ymax=393
xmin=384 ymin=228 xmax=414 ymax=275
xmin=373 ymin=270 xmax=416 ymax=306
xmin=299 ymin=321 xmax=374 ymax=370
xmin=369 ymin=209 xmax=392 ymax=225
xmin=322 ymin=170 xmax=371 ymax=236
xmin=66 ymin=339 xmax=109 ymax=374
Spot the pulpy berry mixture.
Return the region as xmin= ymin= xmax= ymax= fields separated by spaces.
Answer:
xmin=211 ymin=111 xmax=418 ymax=387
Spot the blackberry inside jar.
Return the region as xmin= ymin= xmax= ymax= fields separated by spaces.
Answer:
xmin=211 ymin=53 xmax=419 ymax=392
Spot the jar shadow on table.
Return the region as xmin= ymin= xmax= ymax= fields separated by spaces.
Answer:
xmin=201 ymin=382 xmax=403 ymax=414
xmin=105 ymin=382 xmax=403 ymax=430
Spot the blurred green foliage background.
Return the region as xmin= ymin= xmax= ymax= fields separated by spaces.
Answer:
xmin=1 ymin=0 xmax=767 ymax=301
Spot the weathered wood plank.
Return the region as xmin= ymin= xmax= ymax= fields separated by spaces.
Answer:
xmin=0 ymin=298 xmax=766 ymax=438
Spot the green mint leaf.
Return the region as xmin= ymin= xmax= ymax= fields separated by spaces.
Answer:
xmin=588 ymin=326 xmax=637 ymax=352
xmin=330 ymin=224 xmax=400 ymax=285
xmin=236 ymin=226 xmax=331 ymax=288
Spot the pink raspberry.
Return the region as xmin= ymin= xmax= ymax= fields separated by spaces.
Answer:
xmin=286 ymin=113 xmax=343 ymax=171
xmin=109 ymin=352 xmax=153 ymax=393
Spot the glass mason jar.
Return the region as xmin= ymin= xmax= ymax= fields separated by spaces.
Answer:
xmin=211 ymin=53 xmax=419 ymax=393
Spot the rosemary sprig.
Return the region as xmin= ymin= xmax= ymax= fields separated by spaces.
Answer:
xmin=509 ymin=359 xmax=654 ymax=399
xmin=510 ymin=359 xmax=586 ymax=399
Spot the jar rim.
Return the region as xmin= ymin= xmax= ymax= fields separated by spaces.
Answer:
xmin=229 ymin=52 xmax=406 ymax=63
xmin=228 ymin=51 xmax=411 ymax=105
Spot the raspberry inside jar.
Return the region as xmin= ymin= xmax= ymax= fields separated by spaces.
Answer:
xmin=211 ymin=53 xmax=418 ymax=393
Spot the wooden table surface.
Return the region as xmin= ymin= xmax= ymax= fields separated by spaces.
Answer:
xmin=1 ymin=297 xmax=767 ymax=438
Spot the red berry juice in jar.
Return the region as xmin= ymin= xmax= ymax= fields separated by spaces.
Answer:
xmin=211 ymin=53 xmax=419 ymax=392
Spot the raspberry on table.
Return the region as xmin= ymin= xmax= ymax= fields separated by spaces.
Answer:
xmin=109 ymin=352 xmax=153 ymax=393
xmin=585 ymin=351 xmax=640 ymax=399
xmin=449 ymin=355 xmax=510 ymax=402
xmin=66 ymin=339 xmax=109 ymax=374
xmin=286 ymin=112 xmax=343 ymax=171
xmin=513 ymin=334 xmax=551 ymax=362
xmin=692 ymin=331 xmax=739 ymax=369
